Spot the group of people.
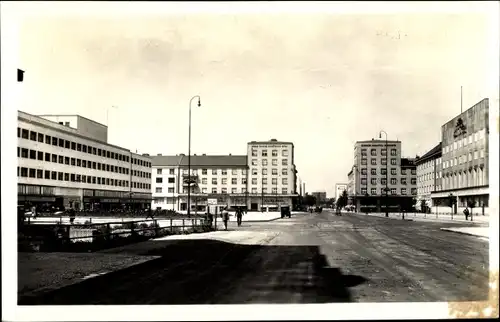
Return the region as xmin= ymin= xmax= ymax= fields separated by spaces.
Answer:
xmin=205 ymin=206 xmax=245 ymax=231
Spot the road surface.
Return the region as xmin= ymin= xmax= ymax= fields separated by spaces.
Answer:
xmin=19 ymin=210 xmax=489 ymax=304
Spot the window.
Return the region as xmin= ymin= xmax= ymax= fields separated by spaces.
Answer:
xmin=411 ymin=178 xmax=416 ymax=185
xmin=242 ymin=178 xmax=247 ymax=184
xmin=282 ymin=169 xmax=287 ymax=175
xmin=262 ymin=178 xmax=268 ymax=185
xmin=45 ymin=134 xmax=51 ymax=144
xmin=30 ymin=131 xmax=37 ymax=141
xmin=37 ymin=133 xmax=44 ymax=142
xmin=221 ymin=169 xmax=227 ymax=175
xmin=361 ymin=159 xmax=367 ymax=165
xmin=232 ymin=188 xmax=237 ymax=194
xmin=371 ymin=178 xmax=377 ymax=184
xmin=361 ymin=188 xmax=367 ymax=195
xmin=231 ymin=178 xmax=237 ymax=185
xmin=45 ymin=153 xmax=50 ymax=161
xmin=272 ymin=150 xmax=278 ymax=157
xmin=411 ymin=188 xmax=417 ymax=195
xmin=155 ymin=187 xmax=162 ymax=193
xmin=29 ymin=150 xmax=36 ymax=159
xmin=252 ymin=178 xmax=257 ymax=185
xmin=29 ymin=168 xmax=36 ymax=178
xmin=282 ymin=150 xmax=289 ymax=157
xmin=252 ymin=188 xmax=258 ymax=193
xmin=361 ymin=178 xmax=367 ymax=185
xmin=401 ymin=169 xmax=407 ymax=175
xmin=371 ymin=159 xmax=377 ymax=165
xmin=252 ymin=169 xmax=258 ymax=175
xmin=262 ymin=188 xmax=268 ymax=193
xmin=212 ymin=169 xmax=217 ymax=175
xmin=391 ymin=149 xmax=397 ymax=156
xmin=58 ymin=138 xmax=64 ymax=147
xmin=282 ymin=159 xmax=288 ymax=166
xmin=381 ymin=149 xmax=387 ymax=156
xmin=401 ymin=188 xmax=407 ymax=195
xmin=201 ymin=178 xmax=207 ymax=184
xmin=221 ymin=188 xmax=227 ymax=194
xmin=21 ymin=148 xmax=28 ymax=158
xmin=262 ymin=150 xmax=268 ymax=157
xmin=361 ymin=149 xmax=367 ymax=156
xmin=272 ymin=187 xmax=278 ymax=194
xmin=211 ymin=188 xmax=217 ymax=194
xmin=36 ymin=169 xmax=43 ymax=178
xmin=17 ymin=128 xmax=21 ymax=138
xmin=391 ymin=168 xmax=396 ymax=175
xmin=251 ymin=159 xmax=257 ymax=166
xmin=222 ymin=178 xmax=227 ymax=185
xmin=232 ymin=169 xmax=238 ymax=175
xmin=361 ymin=168 xmax=367 ymax=175
xmin=212 ymin=178 xmax=217 ymax=185
xmin=272 ymin=178 xmax=277 ymax=185
xmin=51 ymin=171 xmax=57 ymax=180
xmin=381 ymin=169 xmax=387 ymax=175
xmin=371 ymin=188 xmax=377 ymax=195
xmin=371 ymin=149 xmax=377 ymax=156
xmin=411 ymin=169 xmax=416 ymax=175
xmin=272 ymin=159 xmax=278 ymax=166
xmin=371 ymin=169 xmax=376 ymax=175
xmin=381 ymin=178 xmax=387 ymax=185
xmin=156 ymin=177 xmax=163 ymax=183
xmin=381 ymin=158 xmax=387 ymax=165
xmin=390 ymin=188 xmax=397 ymax=195
xmin=157 ymin=169 xmax=162 ymax=174
xmin=166 ymin=187 xmax=174 ymax=193
xmin=252 ymin=150 xmax=257 ymax=156
xmin=20 ymin=167 xmax=28 ymax=177
xmin=37 ymin=151 xmax=43 ymax=161
xmin=282 ymin=188 xmax=288 ymax=194
xmin=242 ymin=169 xmax=247 ymax=175
xmin=170 ymin=169 xmax=175 ymax=175
xmin=262 ymin=168 xmax=268 ymax=175
xmin=262 ymin=159 xmax=268 ymax=166
xmin=282 ymin=178 xmax=288 ymax=185
xmin=401 ymin=178 xmax=407 ymax=185
xmin=391 ymin=178 xmax=397 ymax=185
xmin=52 ymin=137 xmax=58 ymax=146
xmin=391 ymin=159 xmax=397 ymax=165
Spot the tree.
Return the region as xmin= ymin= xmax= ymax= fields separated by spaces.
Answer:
xmin=303 ymin=194 xmax=317 ymax=207
xmin=448 ymin=193 xmax=457 ymax=214
xmin=467 ymin=199 xmax=476 ymax=220
xmin=336 ymin=190 xmax=348 ymax=210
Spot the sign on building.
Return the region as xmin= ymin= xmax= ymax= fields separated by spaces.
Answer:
xmin=207 ymin=198 xmax=218 ymax=205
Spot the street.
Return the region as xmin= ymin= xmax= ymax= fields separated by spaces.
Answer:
xmin=18 ymin=210 xmax=489 ymax=305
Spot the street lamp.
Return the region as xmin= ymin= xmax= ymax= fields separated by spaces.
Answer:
xmin=187 ymin=95 xmax=201 ymax=218
xmin=379 ymin=130 xmax=389 ymax=217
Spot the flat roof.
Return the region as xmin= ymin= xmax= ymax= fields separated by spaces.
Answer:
xmin=152 ymin=154 xmax=247 ymax=167
xmin=248 ymin=139 xmax=294 ymax=145
xmin=37 ymin=114 xmax=107 ymax=128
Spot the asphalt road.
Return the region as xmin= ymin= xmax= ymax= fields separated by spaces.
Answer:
xmin=19 ymin=210 xmax=489 ymax=304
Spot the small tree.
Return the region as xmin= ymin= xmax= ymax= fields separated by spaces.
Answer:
xmin=467 ymin=199 xmax=476 ymax=221
xmin=448 ymin=193 xmax=457 ymax=214
xmin=336 ymin=190 xmax=348 ymax=210
xmin=303 ymin=194 xmax=317 ymax=207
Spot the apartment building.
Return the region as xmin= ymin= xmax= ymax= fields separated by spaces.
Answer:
xmin=152 ymin=154 xmax=248 ymax=213
xmin=247 ymin=139 xmax=297 ymax=211
xmin=415 ymin=142 xmax=442 ymax=211
xmin=335 ymin=183 xmax=348 ymax=200
xmin=17 ymin=111 xmax=152 ymax=211
xmin=347 ymin=139 xmax=417 ymax=212
xmin=430 ymin=98 xmax=490 ymax=215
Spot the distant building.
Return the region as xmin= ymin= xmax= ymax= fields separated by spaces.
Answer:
xmin=335 ymin=183 xmax=348 ymax=200
xmin=311 ymin=192 xmax=327 ymax=204
xmin=17 ymin=111 xmax=152 ymax=211
xmin=430 ymin=98 xmax=489 ymax=215
xmin=347 ymin=139 xmax=417 ymax=212
xmin=415 ymin=142 xmax=442 ymax=211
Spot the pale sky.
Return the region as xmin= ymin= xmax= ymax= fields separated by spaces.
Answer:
xmin=15 ymin=2 xmax=499 ymax=197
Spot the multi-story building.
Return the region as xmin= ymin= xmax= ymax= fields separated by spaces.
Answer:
xmin=246 ymin=139 xmax=298 ymax=211
xmin=415 ymin=142 xmax=442 ymax=212
xmin=335 ymin=183 xmax=348 ymax=200
xmin=311 ymin=192 xmax=327 ymax=205
xmin=151 ymin=154 xmax=248 ymax=213
xmin=430 ymin=98 xmax=489 ymax=215
xmin=17 ymin=111 xmax=152 ymax=211
xmin=347 ymin=139 xmax=417 ymax=212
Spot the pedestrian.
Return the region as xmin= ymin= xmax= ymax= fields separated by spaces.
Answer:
xmin=221 ymin=206 xmax=230 ymax=230
xmin=236 ymin=207 xmax=243 ymax=227
xmin=463 ymin=207 xmax=470 ymax=221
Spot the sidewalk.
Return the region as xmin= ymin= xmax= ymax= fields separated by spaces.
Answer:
xmin=347 ymin=211 xmax=490 ymax=225
xmin=440 ymin=227 xmax=490 ymax=239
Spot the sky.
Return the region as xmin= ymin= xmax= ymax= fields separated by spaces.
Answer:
xmin=14 ymin=2 xmax=499 ymax=198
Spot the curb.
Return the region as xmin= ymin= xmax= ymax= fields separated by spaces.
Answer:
xmin=440 ymin=228 xmax=489 ymax=239
xmin=348 ymin=212 xmax=488 ymax=225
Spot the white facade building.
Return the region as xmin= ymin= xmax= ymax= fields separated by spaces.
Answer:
xmin=415 ymin=142 xmax=442 ymax=211
xmin=17 ymin=111 xmax=152 ymax=210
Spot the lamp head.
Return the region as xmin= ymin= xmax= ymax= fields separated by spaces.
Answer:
xmin=197 ymin=98 xmax=201 ymax=107
xmin=379 ymin=133 xmax=382 ymax=139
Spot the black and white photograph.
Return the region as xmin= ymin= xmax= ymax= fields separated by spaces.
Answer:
xmin=1 ymin=1 xmax=499 ymax=321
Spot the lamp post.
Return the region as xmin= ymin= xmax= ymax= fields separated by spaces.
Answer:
xmin=187 ymin=95 xmax=201 ymax=218
xmin=379 ymin=130 xmax=389 ymax=217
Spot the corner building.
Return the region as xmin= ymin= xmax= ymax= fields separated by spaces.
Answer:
xmin=430 ymin=98 xmax=490 ymax=215
xmin=17 ymin=111 xmax=152 ymax=211
xmin=415 ymin=142 xmax=442 ymax=212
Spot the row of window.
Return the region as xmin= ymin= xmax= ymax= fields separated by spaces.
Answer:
xmin=251 ymin=168 xmax=289 ymax=176
xmin=361 ymin=148 xmax=397 ymax=156
xmin=18 ymin=147 xmax=151 ymax=178
xmin=17 ymin=167 xmax=151 ymax=189
xmin=155 ymin=187 xmax=290 ymax=195
xmin=157 ymin=168 xmax=249 ymax=176
xmin=443 ymin=129 xmax=486 ymax=154
xmin=360 ymin=187 xmax=417 ymax=195
xmin=18 ymin=127 xmax=151 ymax=168
xmin=251 ymin=159 xmax=289 ymax=166
xmin=361 ymin=178 xmax=417 ymax=185
xmin=442 ymin=167 xmax=486 ymax=190
xmin=418 ymin=186 xmax=439 ymax=194
xmin=360 ymin=168 xmax=416 ymax=176
xmin=419 ymin=172 xmax=442 ymax=182
xmin=361 ymin=158 xmax=398 ymax=166
xmin=442 ymin=150 xmax=485 ymax=169
xmin=251 ymin=149 xmax=289 ymax=157
xmin=417 ymin=158 xmax=441 ymax=170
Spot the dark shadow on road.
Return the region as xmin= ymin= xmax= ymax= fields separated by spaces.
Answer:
xmin=18 ymin=239 xmax=367 ymax=305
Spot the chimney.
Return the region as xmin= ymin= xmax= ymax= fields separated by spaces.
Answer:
xmin=229 ymin=153 xmax=232 ymax=156
xmin=202 ymin=154 xmax=206 ymax=156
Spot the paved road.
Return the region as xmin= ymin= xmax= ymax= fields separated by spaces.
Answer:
xmin=19 ymin=211 xmax=489 ymax=304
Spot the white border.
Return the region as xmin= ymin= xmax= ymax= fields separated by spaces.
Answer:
xmin=2 ymin=1 xmax=498 ymax=321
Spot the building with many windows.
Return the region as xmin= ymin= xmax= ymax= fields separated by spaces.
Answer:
xmin=151 ymin=139 xmax=299 ymax=213
xmin=151 ymin=154 xmax=248 ymax=213
xmin=17 ymin=111 xmax=152 ymax=211
xmin=415 ymin=142 xmax=442 ymax=212
xmin=430 ymin=98 xmax=489 ymax=215
xmin=347 ymin=139 xmax=417 ymax=212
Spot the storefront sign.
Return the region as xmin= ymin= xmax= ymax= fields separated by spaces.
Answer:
xmin=207 ymin=198 xmax=218 ymax=205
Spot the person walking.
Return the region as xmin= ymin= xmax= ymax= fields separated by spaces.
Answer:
xmin=221 ymin=206 xmax=230 ymax=230
xmin=463 ymin=207 xmax=470 ymax=221
xmin=236 ymin=207 xmax=243 ymax=227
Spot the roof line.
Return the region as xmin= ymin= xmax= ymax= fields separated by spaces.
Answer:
xmin=37 ymin=114 xmax=107 ymax=128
